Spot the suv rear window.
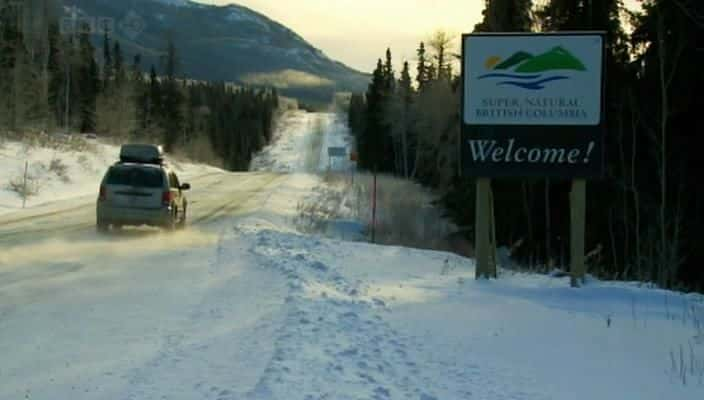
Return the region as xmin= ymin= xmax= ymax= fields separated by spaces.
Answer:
xmin=106 ymin=166 xmax=165 ymax=188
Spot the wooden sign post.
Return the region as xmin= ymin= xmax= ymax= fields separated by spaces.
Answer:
xmin=570 ymin=179 xmax=587 ymax=287
xmin=475 ymin=178 xmax=493 ymax=279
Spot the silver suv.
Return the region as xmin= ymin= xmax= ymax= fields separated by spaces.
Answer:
xmin=96 ymin=145 xmax=190 ymax=232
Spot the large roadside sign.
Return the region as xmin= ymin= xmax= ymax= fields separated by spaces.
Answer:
xmin=461 ymin=32 xmax=606 ymax=179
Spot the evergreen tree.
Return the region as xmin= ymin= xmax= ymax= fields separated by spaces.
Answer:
xmin=348 ymin=93 xmax=366 ymax=138
xmin=476 ymin=0 xmax=533 ymax=32
xmin=416 ymin=42 xmax=429 ymax=90
xmin=397 ymin=61 xmax=413 ymax=177
xmin=398 ymin=62 xmax=413 ymax=111
xmin=0 ymin=1 xmax=22 ymax=128
xmin=360 ymin=59 xmax=385 ymax=169
xmin=113 ymin=41 xmax=125 ymax=87
xmin=148 ymin=64 xmax=162 ymax=130
xmin=160 ymin=37 xmax=183 ymax=151
xmin=133 ymin=54 xmax=149 ymax=129
xmin=77 ymin=25 xmax=98 ymax=132
xmin=102 ymin=28 xmax=112 ymax=91
xmin=132 ymin=54 xmax=142 ymax=81
xmin=47 ymin=20 xmax=64 ymax=125
xmin=342 ymin=1 xmax=704 ymax=290
xmin=383 ymin=48 xmax=395 ymax=92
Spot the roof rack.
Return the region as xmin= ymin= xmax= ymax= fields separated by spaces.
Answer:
xmin=119 ymin=144 xmax=165 ymax=165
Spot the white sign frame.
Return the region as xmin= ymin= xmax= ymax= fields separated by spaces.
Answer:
xmin=463 ymin=33 xmax=604 ymax=126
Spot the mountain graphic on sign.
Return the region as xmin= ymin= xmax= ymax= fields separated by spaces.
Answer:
xmin=479 ymin=46 xmax=586 ymax=90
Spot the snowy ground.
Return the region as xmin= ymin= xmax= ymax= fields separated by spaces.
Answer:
xmin=1 ymin=112 xmax=702 ymax=400
xmin=0 ymin=138 xmax=219 ymax=215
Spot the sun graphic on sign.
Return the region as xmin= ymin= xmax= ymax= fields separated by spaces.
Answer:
xmin=484 ymin=56 xmax=502 ymax=69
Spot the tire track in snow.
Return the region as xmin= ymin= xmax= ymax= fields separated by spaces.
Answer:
xmin=0 ymin=172 xmax=280 ymax=245
xmin=121 ymin=226 xmax=289 ymax=400
xmin=193 ymin=174 xmax=285 ymax=225
xmin=245 ymin=230 xmax=439 ymax=400
xmin=244 ymin=229 xmax=551 ymax=400
xmin=0 ymin=171 xmax=222 ymax=227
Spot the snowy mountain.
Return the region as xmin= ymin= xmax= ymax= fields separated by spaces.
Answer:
xmin=62 ymin=0 xmax=369 ymax=102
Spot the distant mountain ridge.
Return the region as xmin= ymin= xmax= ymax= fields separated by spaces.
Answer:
xmin=62 ymin=0 xmax=369 ymax=102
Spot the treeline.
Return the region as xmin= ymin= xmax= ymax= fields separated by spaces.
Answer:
xmin=0 ymin=0 xmax=278 ymax=170
xmin=348 ymin=0 xmax=704 ymax=291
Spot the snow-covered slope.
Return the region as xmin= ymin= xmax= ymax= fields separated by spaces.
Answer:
xmin=238 ymin=227 xmax=704 ymax=400
xmin=0 ymin=138 xmax=218 ymax=215
xmin=1 ymin=114 xmax=702 ymax=399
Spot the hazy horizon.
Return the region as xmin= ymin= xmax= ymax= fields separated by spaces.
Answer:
xmin=194 ymin=0 xmax=642 ymax=74
xmin=199 ymin=0 xmax=483 ymax=73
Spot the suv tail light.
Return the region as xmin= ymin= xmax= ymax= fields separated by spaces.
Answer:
xmin=98 ymin=185 xmax=106 ymax=202
xmin=162 ymin=191 xmax=173 ymax=206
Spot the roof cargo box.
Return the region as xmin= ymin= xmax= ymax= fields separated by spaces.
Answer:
xmin=119 ymin=144 xmax=164 ymax=164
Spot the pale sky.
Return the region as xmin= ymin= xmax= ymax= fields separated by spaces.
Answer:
xmin=200 ymin=0 xmax=484 ymax=73
xmin=199 ymin=0 xmax=642 ymax=74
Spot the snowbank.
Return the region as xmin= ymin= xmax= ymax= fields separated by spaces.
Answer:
xmin=0 ymin=138 xmax=220 ymax=215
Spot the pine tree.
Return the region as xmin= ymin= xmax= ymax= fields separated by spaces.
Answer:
xmin=416 ymin=42 xmax=428 ymax=90
xmin=0 ymin=2 xmax=22 ymax=128
xmin=361 ymin=59 xmax=385 ymax=169
xmin=102 ymin=28 xmax=112 ymax=91
xmin=160 ymin=37 xmax=183 ymax=150
xmin=77 ymin=25 xmax=98 ymax=132
xmin=113 ymin=41 xmax=125 ymax=87
xmin=397 ymin=61 xmax=413 ymax=178
xmin=133 ymin=54 xmax=149 ymax=130
xmin=148 ymin=64 xmax=161 ymax=130
xmin=47 ymin=20 xmax=64 ymax=125
xmin=476 ymin=0 xmax=533 ymax=32
xmin=348 ymin=93 xmax=366 ymax=139
xmin=383 ymin=48 xmax=395 ymax=92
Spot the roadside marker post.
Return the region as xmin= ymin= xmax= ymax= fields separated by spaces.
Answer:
xmin=350 ymin=151 xmax=358 ymax=185
xmin=371 ymin=165 xmax=377 ymax=244
xmin=327 ymin=146 xmax=346 ymax=173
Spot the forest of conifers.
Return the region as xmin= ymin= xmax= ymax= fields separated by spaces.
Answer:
xmin=348 ymin=0 xmax=704 ymax=291
xmin=0 ymin=0 xmax=279 ymax=171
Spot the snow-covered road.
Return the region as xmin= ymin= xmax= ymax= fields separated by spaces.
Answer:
xmin=0 ymin=171 xmax=283 ymax=246
xmin=1 ymin=110 xmax=702 ymax=400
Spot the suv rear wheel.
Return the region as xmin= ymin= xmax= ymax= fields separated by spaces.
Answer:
xmin=97 ymin=220 xmax=109 ymax=233
xmin=164 ymin=209 xmax=178 ymax=231
xmin=177 ymin=206 xmax=187 ymax=229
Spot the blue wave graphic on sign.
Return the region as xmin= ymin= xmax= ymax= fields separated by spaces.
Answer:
xmin=496 ymin=76 xmax=569 ymax=90
xmin=477 ymin=73 xmax=542 ymax=80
